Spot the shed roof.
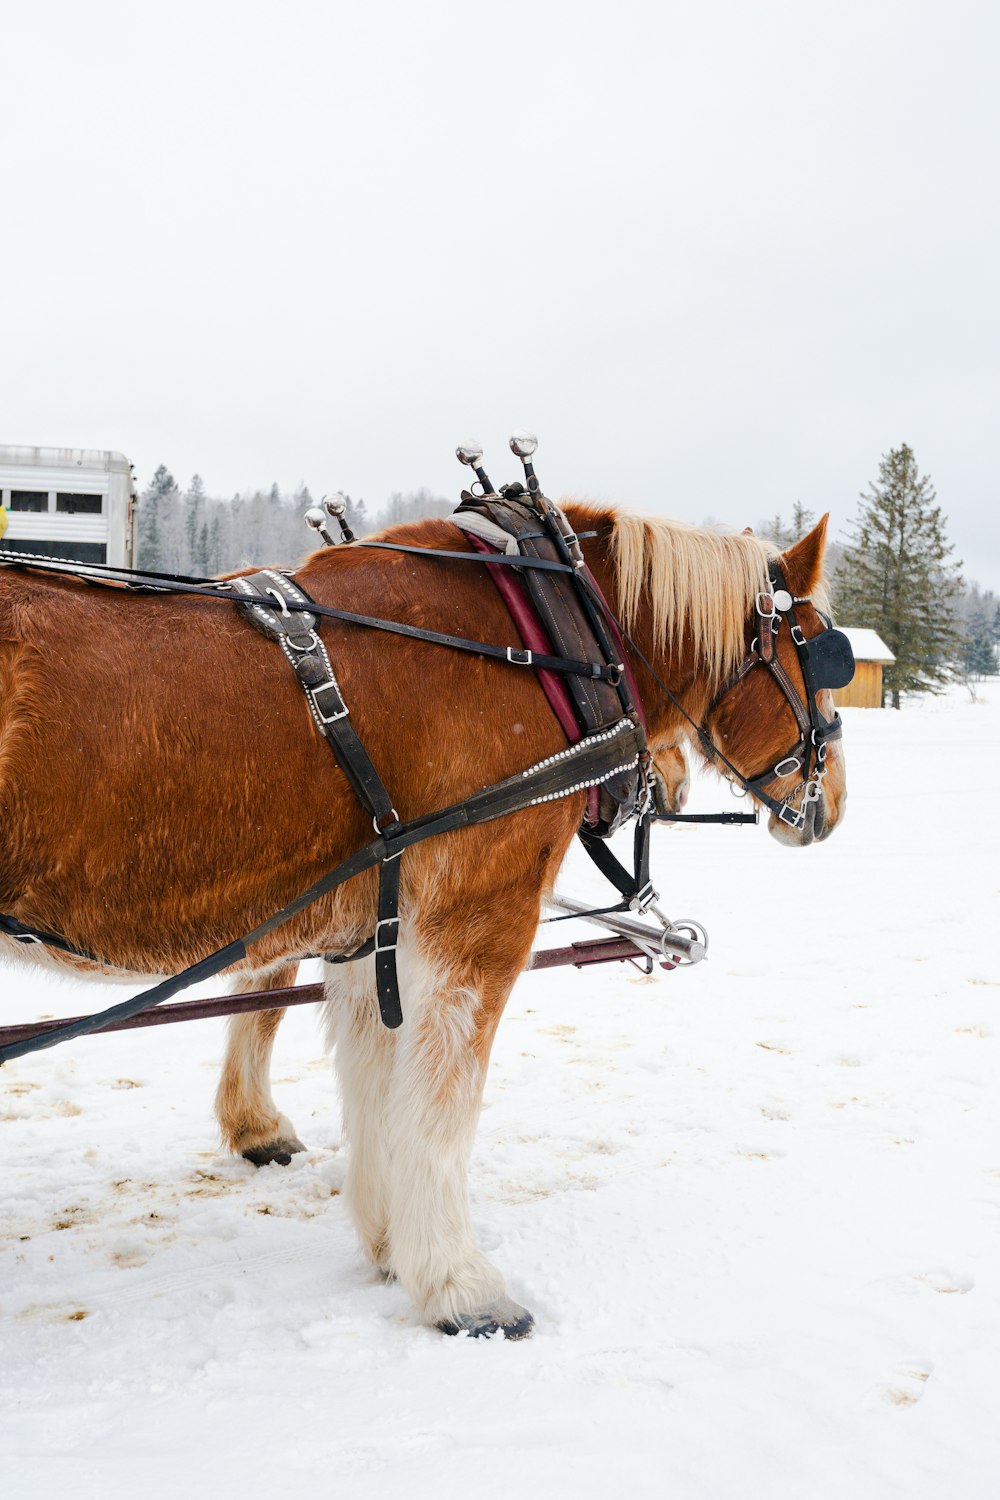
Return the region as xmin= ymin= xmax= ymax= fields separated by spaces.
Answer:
xmin=839 ymin=627 xmax=895 ymax=664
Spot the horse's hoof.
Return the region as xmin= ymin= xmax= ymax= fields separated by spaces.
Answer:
xmin=241 ymin=1136 xmax=306 ymax=1168
xmin=437 ymin=1301 xmax=535 ymax=1341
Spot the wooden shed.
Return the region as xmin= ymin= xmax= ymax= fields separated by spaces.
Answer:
xmin=833 ymin=628 xmax=895 ymax=709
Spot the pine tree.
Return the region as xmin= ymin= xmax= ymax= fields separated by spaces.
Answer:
xmin=184 ymin=475 xmax=206 ymax=574
xmin=962 ymin=610 xmax=998 ymax=679
xmin=835 ymin=444 xmax=963 ymax=708
xmin=138 ymin=464 xmax=180 ymax=569
xmin=758 ymin=504 xmax=816 ymax=546
xmin=339 ymin=494 xmax=369 ymax=536
xmin=790 ymin=501 xmax=815 ymax=538
xmin=758 ymin=512 xmax=791 ymax=545
xmin=209 ymin=514 xmax=222 ymax=573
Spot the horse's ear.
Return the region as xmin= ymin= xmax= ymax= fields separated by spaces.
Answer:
xmin=780 ymin=513 xmax=829 ymax=593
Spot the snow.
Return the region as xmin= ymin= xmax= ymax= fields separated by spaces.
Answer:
xmin=2 ymin=685 xmax=999 ymax=1499
xmin=839 ymin=626 xmax=895 ymax=663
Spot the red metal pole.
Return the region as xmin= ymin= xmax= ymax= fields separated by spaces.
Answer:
xmin=0 ymin=938 xmax=662 ymax=1048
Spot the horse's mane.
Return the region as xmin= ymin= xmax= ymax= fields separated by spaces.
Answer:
xmin=602 ymin=509 xmax=780 ymax=684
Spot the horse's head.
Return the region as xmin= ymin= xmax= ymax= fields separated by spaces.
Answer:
xmin=585 ymin=501 xmax=849 ymax=848
xmin=700 ymin=517 xmax=848 ymax=847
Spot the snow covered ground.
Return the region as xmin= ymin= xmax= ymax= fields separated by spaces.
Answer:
xmin=2 ymin=685 xmax=998 ymax=1499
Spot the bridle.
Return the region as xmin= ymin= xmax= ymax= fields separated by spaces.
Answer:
xmin=703 ymin=563 xmax=854 ymax=830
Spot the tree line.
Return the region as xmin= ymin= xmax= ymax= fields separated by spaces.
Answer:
xmin=139 ymin=450 xmax=997 ymax=709
xmin=136 ymin=468 xmax=453 ymax=577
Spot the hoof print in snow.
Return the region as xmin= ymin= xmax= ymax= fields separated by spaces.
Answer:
xmin=438 ymin=1302 xmax=535 ymax=1341
xmin=241 ymin=1137 xmax=306 ymax=1168
xmin=884 ymin=1362 xmax=933 ymax=1407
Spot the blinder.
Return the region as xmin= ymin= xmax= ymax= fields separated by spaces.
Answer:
xmin=801 ymin=617 xmax=856 ymax=692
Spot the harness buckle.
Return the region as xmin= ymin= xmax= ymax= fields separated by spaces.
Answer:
xmin=774 ymin=755 xmax=802 ymax=778
xmin=506 ymin=647 xmax=533 ymax=665
xmin=310 ymin=681 xmax=350 ymax=724
xmin=791 ymin=624 xmax=806 ymax=647
xmin=629 ymin=881 xmax=659 ymax=914
xmin=375 ymin=917 xmax=400 ymax=953
xmin=778 ymin=804 xmax=805 ymax=829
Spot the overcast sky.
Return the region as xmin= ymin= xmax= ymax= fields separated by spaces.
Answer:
xmin=3 ymin=0 xmax=997 ymax=587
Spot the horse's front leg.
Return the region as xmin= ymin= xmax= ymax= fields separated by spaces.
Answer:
xmin=215 ymin=962 xmax=306 ymax=1166
xmin=381 ymin=925 xmax=533 ymax=1338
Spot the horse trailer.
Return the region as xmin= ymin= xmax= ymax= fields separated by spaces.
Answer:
xmin=0 ymin=446 xmax=137 ymax=567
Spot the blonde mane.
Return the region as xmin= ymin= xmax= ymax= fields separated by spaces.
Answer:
xmin=608 ymin=511 xmax=779 ymax=684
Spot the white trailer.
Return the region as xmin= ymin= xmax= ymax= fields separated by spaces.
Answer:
xmin=0 ymin=446 xmax=137 ymax=567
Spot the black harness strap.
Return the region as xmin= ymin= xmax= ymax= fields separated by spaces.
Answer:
xmin=0 ymin=912 xmax=99 ymax=960
xmin=0 ymin=721 xmax=644 ymax=1064
xmin=0 ymin=551 xmax=621 ymax=684
xmin=576 ymin=813 xmax=655 ymax=912
xmin=233 ymin=570 xmax=406 ymax=1027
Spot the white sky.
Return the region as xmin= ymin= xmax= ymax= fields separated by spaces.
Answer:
xmin=3 ymin=0 xmax=998 ymax=586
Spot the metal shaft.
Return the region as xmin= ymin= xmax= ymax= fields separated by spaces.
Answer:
xmin=546 ymin=895 xmax=706 ymax=963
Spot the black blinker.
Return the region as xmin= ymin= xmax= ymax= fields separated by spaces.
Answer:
xmin=806 ymin=628 xmax=855 ymax=690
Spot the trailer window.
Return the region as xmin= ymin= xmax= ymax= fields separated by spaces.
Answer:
xmin=9 ymin=490 xmax=49 ymax=511
xmin=0 ymin=538 xmax=107 ymax=564
xmin=56 ymin=493 xmax=102 ymax=514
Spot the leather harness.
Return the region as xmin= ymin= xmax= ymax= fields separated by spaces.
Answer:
xmin=0 ymin=485 xmax=854 ymax=1066
xmin=0 ymin=491 xmax=653 ymax=1062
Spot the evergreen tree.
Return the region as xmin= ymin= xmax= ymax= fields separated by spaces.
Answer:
xmin=759 ymin=512 xmax=791 ymax=545
xmin=835 ymin=444 xmax=963 ymax=708
xmin=790 ymin=501 xmax=815 ymax=538
xmin=184 ymin=474 xmax=206 ymax=574
xmin=962 ymin=610 xmax=998 ymax=678
xmin=350 ymin=497 xmax=369 ymax=534
xmin=374 ymin=488 xmax=452 ymax=530
xmin=137 ymin=464 xmax=181 ymax=569
xmin=758 ymin=504 xmax=816 ymax=547
xmin=209 ymin=514 xmax=222 ymax=573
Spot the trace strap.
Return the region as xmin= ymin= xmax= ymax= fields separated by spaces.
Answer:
xmin=0 ymin=721 xmax=645 ymax=1065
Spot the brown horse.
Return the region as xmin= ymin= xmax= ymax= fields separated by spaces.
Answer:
xmin=0 ymin=505 xmax=845 ymax=1337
